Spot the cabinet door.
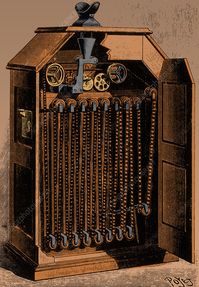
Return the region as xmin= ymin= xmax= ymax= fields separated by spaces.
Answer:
xmin=158 ymin=59 xmax=195 ymax=262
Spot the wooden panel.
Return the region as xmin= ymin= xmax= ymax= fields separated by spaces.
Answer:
xmin=160 ymin=142 xmax=186 ymax=167
xmin=158 ymin=59 xmax=194 ymax=263
xmin=53 ymin=50 xmax=81 ymax=63
xmin=143 ymin=36 xmax=165 ymax=78
xmin=11 ymin=226 xmax=35 ymax=260
xmin=77 ymin=91 xmax=112 ymax=101
xmin=7 ymin=32 xmax=74 ymax=71
xmin=13 ymin=70 xmax=35 ymax=88
xmin=101 ymin=35 xmax=142 ymax=60
xmin=163 ymin=84 xmax=186 ymax=146
xmin=14 ymin=164 xmax=34 ymax=236
xmin=40 ymin=92 xmax=58 ymax=109
xmin=162 ymin=162 xmax=186 ymax=232
xmin=11 ymin=143 xmax=32 ymax=168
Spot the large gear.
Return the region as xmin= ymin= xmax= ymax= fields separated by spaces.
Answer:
xmin=46 ymin=63 xmax=65 ymax=87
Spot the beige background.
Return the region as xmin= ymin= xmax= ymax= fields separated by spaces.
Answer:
xmin=0 ymin=0 xmax=199 ymax=286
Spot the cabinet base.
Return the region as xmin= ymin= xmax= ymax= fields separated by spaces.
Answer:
xmin=5 ymin=242 xmax=179 ymax=281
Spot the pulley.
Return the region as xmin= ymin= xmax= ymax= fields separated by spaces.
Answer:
xmin=46 ymin=63 xmax=65 ymax=87
xmin=107 ymin=63 xmax=127 ymax=84
xmin=83 ymin=75 xmax=94 ymax=91
xmin=94 ymin=73 xmax=110 ymax=91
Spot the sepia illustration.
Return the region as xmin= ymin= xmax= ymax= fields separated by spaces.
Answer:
xmin=1 ymin=1 xmax=197 ymax=286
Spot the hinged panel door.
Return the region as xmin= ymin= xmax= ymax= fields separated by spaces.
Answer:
xmin=158 ymin=59 xmax=195 ymax=262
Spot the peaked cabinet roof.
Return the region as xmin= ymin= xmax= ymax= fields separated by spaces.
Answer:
xmin=7 ymin=32 xmax=74 ymax=71
xmin=7 ymin=26 xmax=166 ymax=78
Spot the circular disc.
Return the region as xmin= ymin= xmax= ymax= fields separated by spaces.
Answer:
xmin=46 ymin=63 xmax=65 ymax=87
xmin=94 ymin=73 xmax=110 ymax=92
xmin=107 ymin=63 xmax=127 ymax=84
xmin=83 ymin=75 xmax=94 ymax=91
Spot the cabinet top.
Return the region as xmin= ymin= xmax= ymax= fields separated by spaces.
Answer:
xmin=35 ymin=26 xmax=152 ymax=35
xmin=7 ymin=26 xmax=154 ymax=72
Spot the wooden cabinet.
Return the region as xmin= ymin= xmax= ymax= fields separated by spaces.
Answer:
xmin=6 ymin=25 xmax=195 ymax=280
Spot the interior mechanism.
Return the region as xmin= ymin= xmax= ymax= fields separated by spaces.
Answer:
xmin=72 ymin=37 xmax=98 ymax=94
xmin=41 ymin=73 xmax=157 ymax=251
